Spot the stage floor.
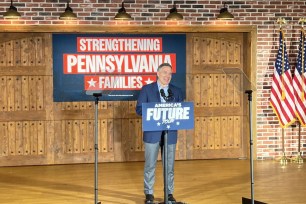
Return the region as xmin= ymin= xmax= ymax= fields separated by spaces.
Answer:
xmin=0 ymin=159 xmax=305 ymax=204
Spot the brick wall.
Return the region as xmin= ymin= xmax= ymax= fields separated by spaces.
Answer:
xmin=1 ymin=0 xmax=306 ymax=159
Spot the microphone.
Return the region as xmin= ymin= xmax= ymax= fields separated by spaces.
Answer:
xmin=167 ymin=89 xmax=173 ymax=101
xmin=160 ymin=89 xmax=167 ymax=101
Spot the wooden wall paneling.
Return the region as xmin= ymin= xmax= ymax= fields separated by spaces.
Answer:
xmin=45 ymin=120 xmax=55 ymax=164
xmin=79 ymin=102 xmax=86 ymax=110
xmin=13 ymin=39 xmax=21 ymax=66
xmin=220 ymin=40 xmax=227 ymax=64
xmin=220 ymin=74 xmax=227 ymax=107
xmin=134 ymin=119 xmax=142 ymax=152
xmin=37 ymin=121 xmax=45 ymax=155
xmin=44 ymin=76 xmax=53 ymax=120
xmin=99 ymin=119 xmax=108 ymax=153
xmin=29 ymin=76 xmax=37 ymax=111
xmin=65 ymin=120 xmax=73 ymax=154
xmin=201 ymin=38 xmax=208 ymax=65
xmin=234 ymin=116 xmax=241 ymax=148
xmin=8 ymin=122 xmax=16 ymax=155
xmin=72 ymin=102 xmax=80 ymax=110
xmin=35 ymin=37 xmax=44 ymax=66
xmin=35 ymin=76 xmax=44 ymax=110
xmin=21 ymin=76 xmax=29 ymax=111
xmin=193 ymin=74 xmax=200 ymax=107
xmin=28 ymin=38 xmax=36 ymax=67
xmin=128 ymin=101 xmax=136 ymax=115
xmin=128 ymin=119 xmax=136 ymax=152
xmin=193 ymin=117 xmax=201 ymax=149
xmin=7 ymin=76 xmax=14 ymax=111
xmin=23 ymin=121 xmax=30 ymax=155
xmin=72 ymin=120 xmax=80 ymax=153
xmin=227 ymin=41 xmax=235 ymax=64
xmin=186 ymin=74 xmax=193 ymax=101
xmin=201 ymin=117 xmax=208 ymax=149
xmin=213 ymin=74 xmax=221 ymax=107
xmin=234 ymin=74 xmax=241 ymax=107
xmin=14 ymin=76 xmax=22 ymax=111
xmin=62 ymin=102 xmax=71 ymax=110
xmin=176 ymin=130 xmax=186 ymax=160
xmin=214 ymin=117 xmax=221 ymax=149
xmin=212 ymin=38 xmax=221 ymax=64
xmin=107 ymin=119 xmax=114 ymax=153
xmin=113 ymin=119 xmax=123 ymax=161
xmin=234 ymin=42 xmax=241 ymax=64
xmin=207 ymin=117 xmax=214 ymax=149
xmin=227 ymin=117 xmax=234 ymax=148
xmin=208 ymin=74 xmax=213 ymax=107
xmin=193 ymin=37 xmax=200 ymax=65
xmin=0 ymin=42 xmax=5 ymax=66
xmin=87 ymin=120 xmax=94 ymax=153
xmin=15 ymin=121 xmax=23 ymax=155
xmin=86 ymin=101 xmax=93 ymax=110
xmin=226 ymin=74 xmax=234 ymax=106
xmin=21 ymin=38 xmax=29 ymax=66
xmin=200 ymin=74 xmax=208 ymax=107
xmin=5 ymin=41 xmax=13 ymax=66
xmin=99 ymin=101 xmax=108 ymax=110
xmin=30 ymin=121 xmax=38 ymax=155
xmin=80 ymin=120 xmax=87 ymax=153
xmin=0 ymin=76 xmax=7 ymax=111
xmin=121 ymin=118 xmax=129 ymax=160
xmin=221 ymin=117 xmax=228 ymax=149
xmin=0 ymin=122 xmax=8 ymax=156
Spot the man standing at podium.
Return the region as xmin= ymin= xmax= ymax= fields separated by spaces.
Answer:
xmin=136 ymin=63 xmax=184 ymax=204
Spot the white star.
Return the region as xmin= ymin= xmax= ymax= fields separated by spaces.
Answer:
xmin=167 ymin=125 xmax=170 ymax=129
xmin=176 ymin=121 xmax=180 ymax=125
xmin=144 ymin=77 xmax=154 ymax=85
xmin=87 ymin=78 xmax=97 ymax=87
xmin=157 ymin=122 xmax=161 ymax=126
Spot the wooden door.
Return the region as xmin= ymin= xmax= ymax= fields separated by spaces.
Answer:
xmin=185 ymin=33 xmax=249 ymax=159
xmin=0 ymin=33 xmax=55 ymax=166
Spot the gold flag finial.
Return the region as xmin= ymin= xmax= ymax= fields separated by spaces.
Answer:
xmin=298 ymin=17 xmax=306 ymax=25
xmin=277 ymin=17 xmax=287 ymax=28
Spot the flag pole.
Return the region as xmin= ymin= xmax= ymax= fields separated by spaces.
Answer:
xmin=277 ymin=17 xmax=288 ymax=165
xmin=292 ymin=18 xmax=306 ymax=164
xmin=279 ymin=128 xmax=288 ymax=165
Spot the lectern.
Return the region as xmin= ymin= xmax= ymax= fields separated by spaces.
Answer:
xmin=142 ymin=102 xmax=194 ymax=204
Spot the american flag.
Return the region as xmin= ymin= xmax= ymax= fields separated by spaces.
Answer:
xmin=269 ymin=30 xmax=296 ymax=127
xmin=293 ymin=29 xmax=306 ymax=125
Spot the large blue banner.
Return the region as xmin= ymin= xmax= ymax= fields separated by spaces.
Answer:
xmin=52 ymin=34 xmax=186 ymax=102
xmin=142 ymin=102 xmax=194 ymax=131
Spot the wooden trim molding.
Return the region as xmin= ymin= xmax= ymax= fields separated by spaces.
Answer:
xmin=0 ymin=25 xmax=257 ymax=33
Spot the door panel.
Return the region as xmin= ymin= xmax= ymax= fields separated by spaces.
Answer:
xmin=186 ymin=33 xmax=247 ymax=159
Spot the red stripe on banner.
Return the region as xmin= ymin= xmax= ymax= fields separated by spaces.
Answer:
xmin=63 ymin=54 xmax=176 ymax=74
xmin=84 ymin=75 xmax=157 ymax=90
xmin=77 ymin=37 xmax=163 ymax=52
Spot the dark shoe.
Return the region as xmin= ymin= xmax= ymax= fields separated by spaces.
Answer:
xmin=145 ymin=194 xmax=154 ymax=203
xmin=168 ymin=194 xmax=176 ymax=202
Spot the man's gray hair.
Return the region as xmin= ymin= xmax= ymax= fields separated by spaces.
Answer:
xmin=157 ymin=63 xmax=172 ymax=71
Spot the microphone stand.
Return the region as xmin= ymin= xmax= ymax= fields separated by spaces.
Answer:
xmin=162 ymin=129 xmax=169 ymax=204
xmin=246 ymin=90 xmax=254 ymax=204
xmin=242 ymin=90 xmax=266 ymax=204
xmin=159 ymin=93 xmax=170 ymax=204
xmin=158 ymin=90 xmax=185 ymax=204
xmin=93 ymin=93 xmax=102 ymax=204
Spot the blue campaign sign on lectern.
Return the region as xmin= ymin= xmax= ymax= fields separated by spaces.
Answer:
xmin=142 ymin=102 xmax=194 ymax=131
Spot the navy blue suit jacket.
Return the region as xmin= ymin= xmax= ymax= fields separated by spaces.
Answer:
xmin=136 ymin=82 xmax=184 ymax=144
